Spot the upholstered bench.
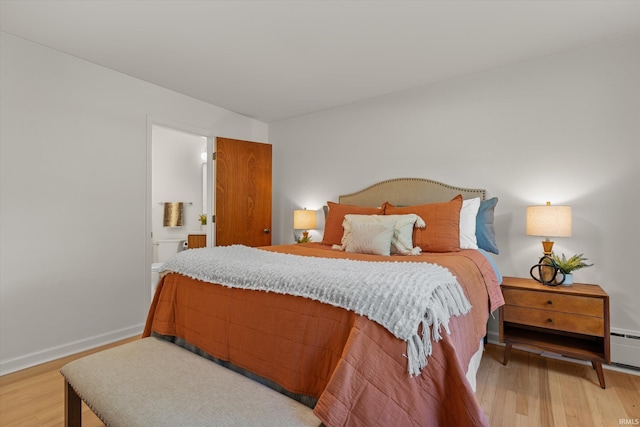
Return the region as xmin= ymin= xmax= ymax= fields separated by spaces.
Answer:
xmin=60 ymin=337 xmax=321 ymax=427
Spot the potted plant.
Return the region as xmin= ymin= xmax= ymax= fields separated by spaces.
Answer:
xmin=550 ymin=253 xmax=593 ymax=285
xmin=198 ymin=214 xmax=207 ymax=232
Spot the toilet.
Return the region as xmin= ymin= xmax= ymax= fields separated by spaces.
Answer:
xmin=151 ymin=262 xmax=163 ymax=297
xmin=151 ymin=238 xmax=186 ymax=298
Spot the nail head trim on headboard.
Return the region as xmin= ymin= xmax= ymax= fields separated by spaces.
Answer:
xmin=338 ymin=178 xmax=486 ymax=207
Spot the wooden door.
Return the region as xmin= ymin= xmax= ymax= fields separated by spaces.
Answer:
xmin=215 ymin=137 xmax=272 ymax=247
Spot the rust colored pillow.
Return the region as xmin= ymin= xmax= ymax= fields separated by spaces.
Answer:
xmin=322 ymin=202 xmax=385 ymax=246
xmin=385 ymin=195 xmax=463 ymax=252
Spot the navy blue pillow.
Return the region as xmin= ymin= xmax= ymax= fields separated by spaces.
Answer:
xmin=476 ymin=197 xmax=499 ymax=254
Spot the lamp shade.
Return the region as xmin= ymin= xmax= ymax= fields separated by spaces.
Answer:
xmin=293 ymin=209 xmax=317 ymax=230
xmin=526 ymin=202 xmax=572 ymax=237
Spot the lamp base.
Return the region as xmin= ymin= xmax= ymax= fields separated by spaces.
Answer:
xmin=539 ymin=240 xmax=556 ymax=282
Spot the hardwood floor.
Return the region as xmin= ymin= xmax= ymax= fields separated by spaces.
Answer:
xmin=0 ymin=337 xmax=139 ymax=427
xmin=1 ymin=340 xmax=638 ymax=426
xmin=478 ymin=344 xmax=640 ymax=427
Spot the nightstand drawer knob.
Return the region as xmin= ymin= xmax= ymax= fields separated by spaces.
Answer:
xmin=547 ymin=318 xmax=553 ymax=323
xmin=547 ymin=300 xmax=553 ymax=305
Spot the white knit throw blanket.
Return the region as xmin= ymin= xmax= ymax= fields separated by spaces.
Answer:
xmin=160 ymin=245 xmax=472 ymax=375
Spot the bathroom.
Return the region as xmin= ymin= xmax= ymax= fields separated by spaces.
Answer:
xmin=151 ymin=125 xmax=209 ymax=295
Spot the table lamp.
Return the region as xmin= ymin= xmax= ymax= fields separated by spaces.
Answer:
xmin=526 ymin=201 xmax=572 ymax=255
xmin=294 ymin=209 xmax=317 ymax=243
xmin=527 ymin=201 xmax=572 ymax=284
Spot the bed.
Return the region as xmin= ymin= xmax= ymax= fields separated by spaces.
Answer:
xmin=143 ymin=177 xmax=504 ymax=427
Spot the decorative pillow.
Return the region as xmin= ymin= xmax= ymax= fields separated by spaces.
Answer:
xmin=321 ymin=202 xmax=384 ymax=246
xmin=342 ymin=220 xmax=395 ymax=256
xmin=385 ymin=195 xmax=463 ymax=252
xmin=460 ymin=197 xmax=481 ymax=249
xmin=337 ymin=214 xmax=425 ymax=255
xmin=476 ymin=197 xmax=499 ymax=254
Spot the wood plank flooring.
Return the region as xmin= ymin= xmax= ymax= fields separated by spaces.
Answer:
xmin=0 ymin=337 xmax=139 ymax=427
xmin=1 ymin=340 xmax=638 ymax=426
xmin=478 ymin=344 xmax=640 ymax=427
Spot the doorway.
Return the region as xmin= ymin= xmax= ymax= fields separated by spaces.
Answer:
xmin=151 ymin=125 xmax=211 ymax=260
xmin=146 ymin=121 xmax=214 ymax=309
xmin=145 ymin=124 xmax=271 ymax=309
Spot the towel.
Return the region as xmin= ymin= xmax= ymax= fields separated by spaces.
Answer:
xmin=163 ymin=202 xmax=184 ymax=227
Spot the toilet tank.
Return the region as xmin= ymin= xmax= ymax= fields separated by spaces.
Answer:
xmin=153 ymin=238 xmax=187 ymax=263
xmin=151 ymin=238 xmax=187 ymax=299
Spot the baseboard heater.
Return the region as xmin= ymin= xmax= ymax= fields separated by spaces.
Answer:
xmin=612 ymin=362 xmax=640 ymax=372
xmin=611 ymin=331 xmax=640 ymax=371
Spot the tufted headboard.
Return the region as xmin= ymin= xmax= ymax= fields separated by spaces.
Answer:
xmin=338 ymin=178 xmax=486 ymax=207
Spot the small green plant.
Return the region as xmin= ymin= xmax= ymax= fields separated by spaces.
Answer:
xmin=550 ymin=253 xmax=593 ymax=274
xmin=296 ymin=234 xmax=312 ymax=244
xmin=198 ymin=214 xmax=207 ymax=225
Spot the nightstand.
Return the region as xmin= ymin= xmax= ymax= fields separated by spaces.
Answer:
xmin=499 ymin=276 xmax=610 ymax=388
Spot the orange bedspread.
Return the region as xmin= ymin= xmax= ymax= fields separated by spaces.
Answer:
xmin=143 ymin=243 xmax=503 ymax=426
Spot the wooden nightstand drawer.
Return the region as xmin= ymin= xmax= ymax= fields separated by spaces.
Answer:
xmin=503 ymin=288 xmax=603 ymax=317
xmin=502 ymin=305 xmax=605 ymax=336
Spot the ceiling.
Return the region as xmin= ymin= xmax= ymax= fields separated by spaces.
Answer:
xmin=2 ymin=1 xmax=640 ymax=123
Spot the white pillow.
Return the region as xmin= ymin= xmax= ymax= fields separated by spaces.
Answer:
xmin=385 ymin=214 xmax=425 ymax=255
xmin=343 ymin=220 xmax=395 ymax=256
xmin=336 ymin=214 xmax=425 ymax=256
xmin=460 ymin=197 xmax=481 ymax=249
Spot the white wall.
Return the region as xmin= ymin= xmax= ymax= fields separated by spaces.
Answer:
xmin=0 ymin=32 xmax=268 ymax=374
xmin=270 ymin=36 xmax=640 ymax=363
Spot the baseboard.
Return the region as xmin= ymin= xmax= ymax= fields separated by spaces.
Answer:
xmin=0 ymin=324 xmax=144 ymax=376
xmin=486 ymin=329 xmax=500 ymax=345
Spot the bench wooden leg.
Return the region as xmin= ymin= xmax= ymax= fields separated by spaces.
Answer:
xmin=591 ymin=360 xmax=606 ymax=389
xmin=502 ymin=343 xmax=512 ymax=365
xmin=65 ymin=379 xmax=82 ymax=427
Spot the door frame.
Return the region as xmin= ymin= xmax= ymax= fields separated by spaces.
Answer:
xmin=145 ymin=115 xmax=216 ymax=310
